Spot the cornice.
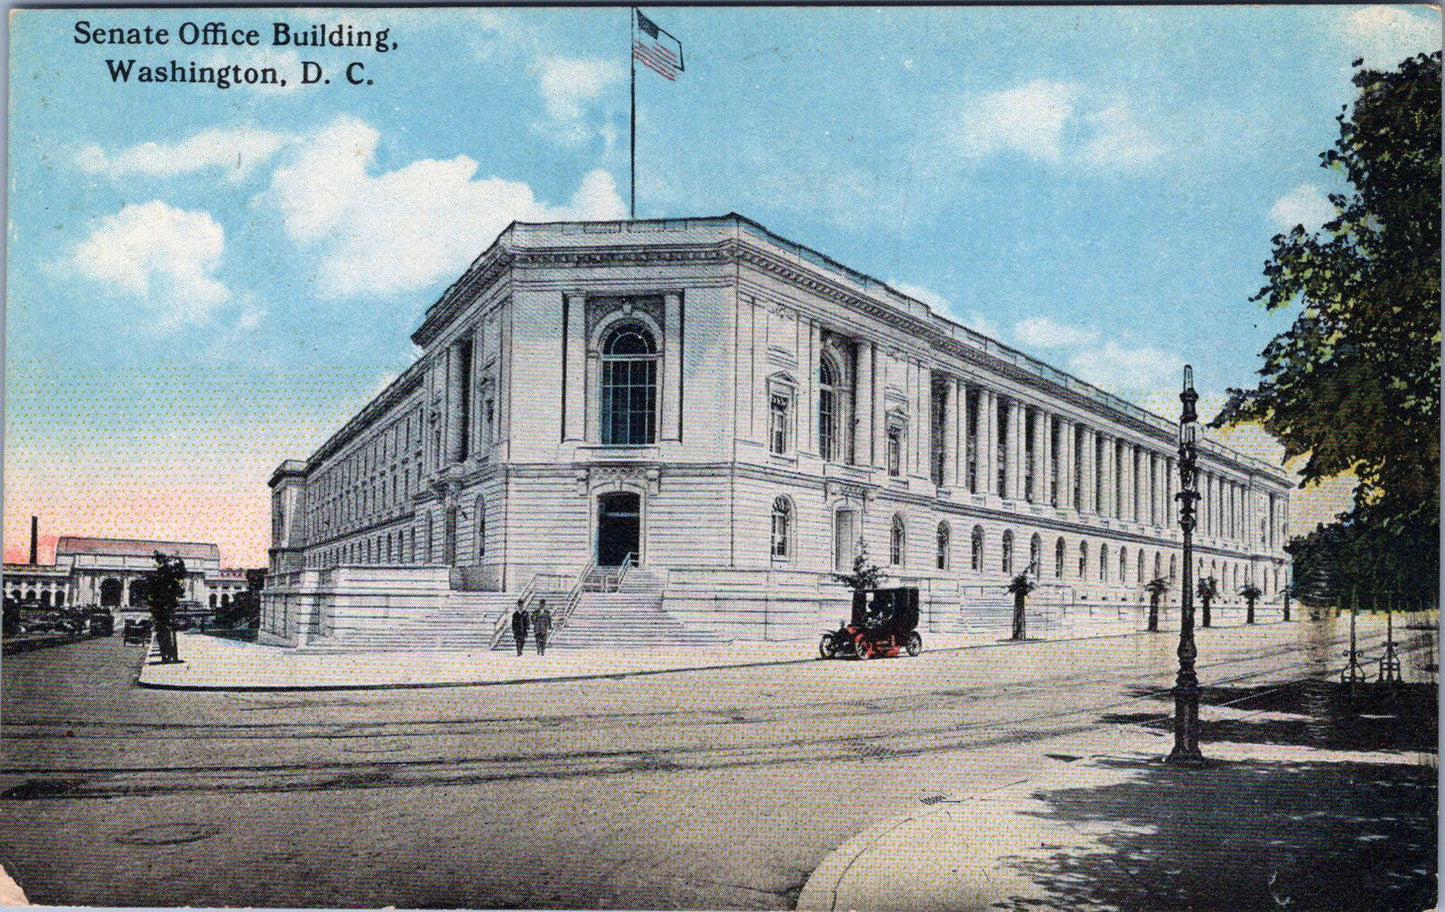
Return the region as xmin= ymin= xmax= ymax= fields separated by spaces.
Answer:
xmin=405 ymin=228 xmax=1289 ymax=485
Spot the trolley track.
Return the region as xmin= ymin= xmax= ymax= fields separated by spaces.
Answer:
xmin=0 ymin=628 xmax=1416 ymax=800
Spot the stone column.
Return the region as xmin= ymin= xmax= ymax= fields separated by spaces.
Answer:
xmin=661 ymin=292 xmax=683 ymax=441
xmin=1006 ymin=399 xmax=1023 ymax=500
xmin=983 ymin=390 xmax=998 ymax=497
xmin=803 ymin=321 xmax=820 ymax=456
xmin=853 ymin=340 xmax=873 ymax=466
xmin=1095 ymin=434 xmax=1111 ymax=517
xmin=1058 ymin=418 xmax=1073 ymax=509
xmin=1032 ymin=409 xmax=1050 ymax=505
xmin=445 ymin=342 xmax=466 ymax=464
xmin=953 ymin=378 xmax=968 ymax=488
xmin=941 ymin=375 xmax=957 ymax=488
xmin=563 ymin=293 xmax=587 ymax=441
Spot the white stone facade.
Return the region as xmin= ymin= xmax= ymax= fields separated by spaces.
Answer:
xmin=262 ymin=215 xmax=1291 ymax=645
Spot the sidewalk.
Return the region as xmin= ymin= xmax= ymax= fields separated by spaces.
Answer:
xmin=136 ymin=627 xmax=1011 ymax=691
xmin=797 ymin=677 xmax=1438 ymax=912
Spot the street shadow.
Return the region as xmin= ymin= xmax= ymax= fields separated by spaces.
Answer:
xmin=998 ymin=756 xmax=1437 ymax=912
xmin=1100 ymin=681 xmax=1438 ymax=754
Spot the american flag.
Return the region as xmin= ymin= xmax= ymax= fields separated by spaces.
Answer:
xmin=633 ymin=10 xmax=683 ymax=81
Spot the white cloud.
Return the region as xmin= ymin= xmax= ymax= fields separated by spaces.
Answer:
xmin=533 ymin=56 xmax=625 ymax=145
xmin=1080 ymin=103 xmax=1164 ymax=168
xmin=1337 ymin=6 xmax=1440 ymax=69
xmin=1067 ymin=340 xmax=1184 ymax=397
xmin=1013 ymin=316 xmax=1102 ymax=349
xmin=1269 ymin=183 xmax=1336 ymax=233
xmin=261 ymin=116 xmax=626 ymax=298
xmin=954 ymin=79 xmax=1079 ymax=163
xmin=75 ymin=126 xmax=291 ymax=181
xmin=948 ymin=80 xmax=1164 ymax=169
xmin=68 ymin=201 xmax=230 ymax=329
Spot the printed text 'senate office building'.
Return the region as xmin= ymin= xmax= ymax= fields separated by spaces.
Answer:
xmin=261 ymin=216 xmax=1291 ymax=648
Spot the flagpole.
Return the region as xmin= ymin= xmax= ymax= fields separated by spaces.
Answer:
xmin=629 ymin=7 xmax=637 ymax=220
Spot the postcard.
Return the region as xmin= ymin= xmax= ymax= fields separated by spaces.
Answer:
xmin=2 ymin=5 xmax=1439 ymax=910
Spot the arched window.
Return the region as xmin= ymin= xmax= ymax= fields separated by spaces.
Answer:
xmin=890 ymin=514 xmax=906 ymax=566
xmin=819 ymin=356 xmax=840 ymax=462
xmin=1029 ymin=533 xmax=1042 ymax=577
xmin=1154 ymin=552 xmax=1162 ymax=581
xmin=1119 ymin=546 xmax=1129 ymax=584
xmin=1001 ymin=530 xmax=1014 ymax=575
xmin=1078 ymin=541 xmax=1089 ymax=578
xmin=600 ymin=323 xmax=658 ymax=445
xmin=475 ymin=494 xmax=487 ymax=558
xmin=771 ymin=497 xmax=792 ymax=559
xmin=936 ymin=522 xmax=950 ymax=570
xmin=1100 ymin=544 xmax=1109 ymax=581
xmin=1169 ymin=554 xmax=1178 ymax=585
xmin=970 ymin=526 xmax=984 ymax=571
xmin=1055 ymin=537 xmax=1066 ymax=579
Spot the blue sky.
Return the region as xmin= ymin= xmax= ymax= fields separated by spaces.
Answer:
xmin=5 ymin=5 xmax=1439 ymax=565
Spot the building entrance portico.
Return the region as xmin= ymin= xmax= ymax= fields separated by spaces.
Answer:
xmin=597 ymin=492 xmax=640 ymax=567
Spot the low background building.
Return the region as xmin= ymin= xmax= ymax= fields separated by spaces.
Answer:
xmin=3 ymin=535 xmax=250 ymax=614
xmin=263 ymin=215 xmax=1292 ymax=649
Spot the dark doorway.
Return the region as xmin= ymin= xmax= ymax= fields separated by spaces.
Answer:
xmin=597 ymin=492 xmax=641 ymax=567
xmin=100 ymin=578 xmax=123 ymax=607
xmin=129 ymin=579 xmax=149 ymax=608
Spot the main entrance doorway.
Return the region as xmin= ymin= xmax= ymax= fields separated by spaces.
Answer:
xmin=596 ymin=492 xmax=641 ymax=567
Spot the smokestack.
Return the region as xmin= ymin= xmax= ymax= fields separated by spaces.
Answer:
xmin=29 ymin=516 xmax=38 ymax=565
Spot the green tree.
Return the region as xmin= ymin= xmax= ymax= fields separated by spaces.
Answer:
xmin=1006 ymin=573 xmax=1036 ymax=641
xmin=144 ymin=551 xmax=187 ymax=663
xmin=1214 ymin=52 xmax=1441 ymax=538
xmin=1196 ymin=576 xmax=1219 ymax=628
xmin=831 ymin=544 xmax=887 ymax=592
xmin=1144 ymin=577 xmax=1170 ymax=632
xmin=1239 ymin=583 xmax=1263 ymax=624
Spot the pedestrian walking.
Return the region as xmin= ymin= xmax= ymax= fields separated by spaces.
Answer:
xmin=533 ymin=600 xmax=552 ymax=656
xmin=511 ymin=599 xmax=530 ymax=656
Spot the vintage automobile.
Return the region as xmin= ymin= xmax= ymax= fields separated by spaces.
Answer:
xmin=819 ymin=587 xmax=922 ymax=660
xmin=121 ymin=618 xmax=153 ymax=645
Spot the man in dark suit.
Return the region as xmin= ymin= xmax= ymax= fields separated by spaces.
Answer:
xmin=511 ymin=599 xmax=529 ymax=656
xmin=533 ymin=600 xmax=552 ymax=656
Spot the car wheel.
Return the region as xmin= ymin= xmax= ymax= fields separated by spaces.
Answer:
xmin=855 ymin=639 xmax=871 ymax=660
xmin=819 ymin=634 xmax=837 ymax=659
xmin=905 ymin=632 xmax=922 ymax=657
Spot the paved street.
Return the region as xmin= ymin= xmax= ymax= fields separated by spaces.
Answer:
xmin=0 ymin=617 xmax=1435 ymax=910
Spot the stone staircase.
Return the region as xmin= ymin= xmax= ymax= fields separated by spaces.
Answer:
xmin=299 ymin=592 xmax=515 ymax=653
xmin=493 ymin=566 xmax=728 ymax=651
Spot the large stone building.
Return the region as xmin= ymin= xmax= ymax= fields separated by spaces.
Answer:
xmin=3 ymin=537 xmax=248 ymax=611
xmin=261 ymin=215 xmax=1292 ymax=648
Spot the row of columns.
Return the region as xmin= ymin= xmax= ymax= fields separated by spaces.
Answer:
xmin=917 ymin=371 xmax=1270 ymax=544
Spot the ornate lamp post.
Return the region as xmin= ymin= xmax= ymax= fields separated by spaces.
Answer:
xmin=1167 ymin=365 xmax=1205 ymax=765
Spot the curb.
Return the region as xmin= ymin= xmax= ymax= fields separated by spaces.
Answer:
xmin=126 ymin=622 xmax=1299 ymax=693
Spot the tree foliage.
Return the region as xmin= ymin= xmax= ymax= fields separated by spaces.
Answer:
xmin=1214 ymin=52 xmax=1441 ymax=536
xmin=1006 ymin=573 xmax=1037 ymax=596
xmin=143 ymin=551 xmax=187 ymax=622
xmin=831 ymin=545 xmax=887 ymax=592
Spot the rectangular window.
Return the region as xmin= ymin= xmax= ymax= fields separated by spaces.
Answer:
xmin=887 ymin=424 xmax=902 ymax=477
xmin=1049 ymin=419 xmax=1060 ymax=507
xmin=1094 ymin=436 xmax=1105 ymax=514
xmin=1073 ymin=426 xmax=1084 ymax=510
xmin=770 ymin=393 xmax=789 ymax=455
xmin=965 ymin=390 xmax=979 ymax=493
xmin=457 ymin=339 xmax=472 ymax=463
xmin=996 ymin=401 xmax=1009 ymax=497
xmin=1024 ymin=410 xmax=1036 ymax=503
xmin=930 ymin=383 xmax=947 ymax=486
